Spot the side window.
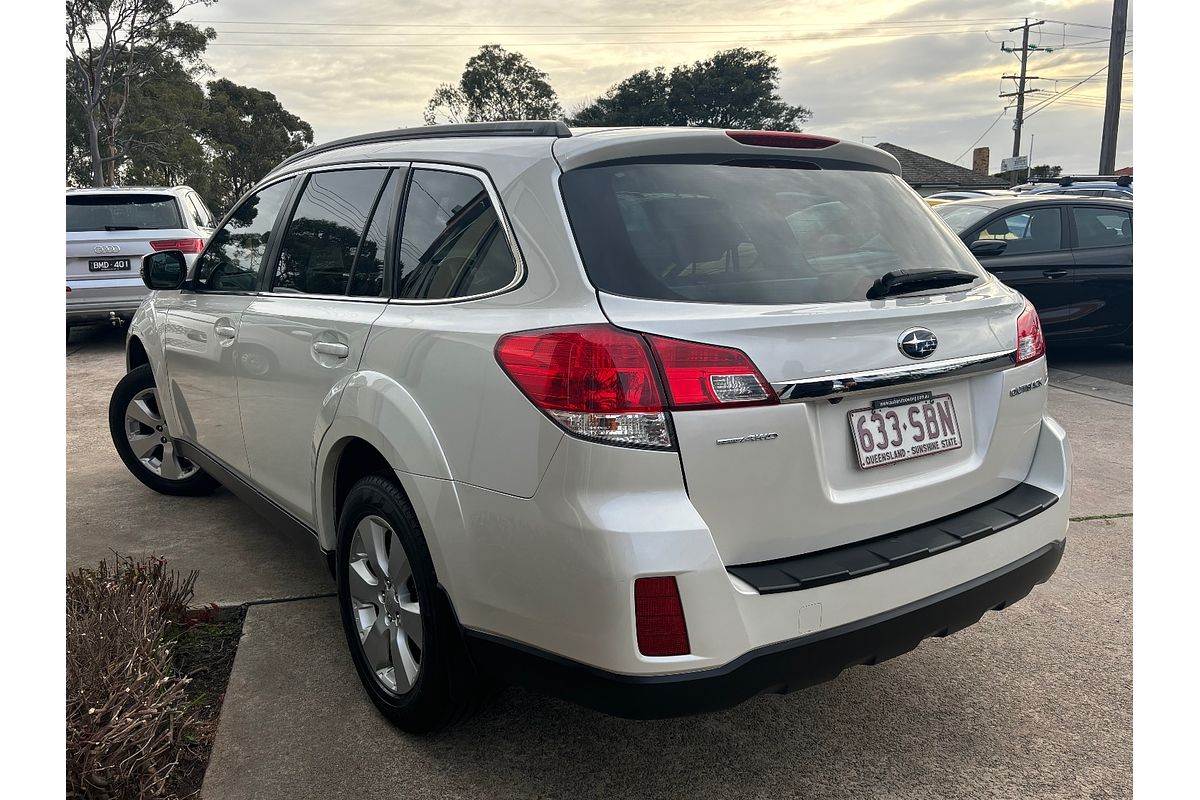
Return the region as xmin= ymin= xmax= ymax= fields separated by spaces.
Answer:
xmin=194 ymin=178 xmax=294 ymax=292
xmin=397 ymin=169 xmax=517 ymax=300
xmin=272 ymin=169 xmax=388 ymax=295
xmin=193 ymin=193 xmax=216 ymax=227
xmin=183 ymin=193 xmax=207 ymax=229
xmin=1073 ymin=206 xmax=1131 ymax=248
xmin=971 ymin=208 xmax=1063 ymax=255
xmin=349 ymin=169 xmax=403 ymax=297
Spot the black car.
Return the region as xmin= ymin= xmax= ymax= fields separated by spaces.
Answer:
xmin=935 ymin=195 xmax=1132 ymax=344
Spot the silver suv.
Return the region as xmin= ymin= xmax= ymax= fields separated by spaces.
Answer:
xmin=67 ymin=186 xmax=216 ymax=329
xmin=109 ymin=122 xmax=1071 ymax=733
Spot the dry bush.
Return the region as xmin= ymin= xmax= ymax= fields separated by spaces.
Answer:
xmin=67 ymin=555 xmax=203 ymax=800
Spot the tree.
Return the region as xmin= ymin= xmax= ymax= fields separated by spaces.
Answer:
xmin=200 ymin=79 xmax=314 ymax=209
xmin=424 ymin=45 xmax=562 ymax=124
xmin=65 ymin=0 xmax=216 ymax=186
xmin=570 ymin=48 xmax=811 ymax=131
xmin=1029 ymin=164 xmax=1063 ymax=178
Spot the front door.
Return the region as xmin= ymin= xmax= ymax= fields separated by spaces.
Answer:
xmin=236 ymin=166 xmax=401 ymax=524
xmin=1068 ymin=203 xmax=1133 ymax=341
xmin=162 ymin=177 xmax=297 ymax=476
xmin=969 ymin=205 xmax=1076 ymax=338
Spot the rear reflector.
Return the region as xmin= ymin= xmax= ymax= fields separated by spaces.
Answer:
xmin=150 ymin=238 xmax=205 ymax=253
xmin=647 ymin=335 xmax=777 ymax=410
xmin=634 ymin=576 xmax=690 ymax=657
xmin=494 ymin=325 xmax=672 ymax=449
xmin=726 ymin=130 xmax=839 ymax=149
xmin=1015 ymin=300 xmax=1046 ymax=365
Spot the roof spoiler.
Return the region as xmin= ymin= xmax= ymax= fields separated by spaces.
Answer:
xmin=272 ymin=120 xmax=572 ymax=172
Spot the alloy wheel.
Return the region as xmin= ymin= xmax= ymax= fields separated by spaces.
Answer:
xmin=123 ymin=388 xmax=199 ymax=480
xmin=347 ymin=515 xmax=424 ymax=694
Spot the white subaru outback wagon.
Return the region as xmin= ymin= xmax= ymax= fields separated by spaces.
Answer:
xmin=109 ymin=121 xmax=1070 ymax=733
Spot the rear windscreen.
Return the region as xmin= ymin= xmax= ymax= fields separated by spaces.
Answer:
xmin=560 ymin=162 xmax=984 ymax=305
xmin=67 ymin=194 xmax=182 ymax=232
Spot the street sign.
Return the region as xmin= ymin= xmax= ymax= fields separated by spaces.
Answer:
xmin=1002 ymin=155 xmax=1029 ymax=172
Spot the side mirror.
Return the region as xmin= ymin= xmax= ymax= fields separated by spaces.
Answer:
xmin=141 ymin=251 xmax=187 ymax=290
xmin=969 ymin=239 xmax=1008 ymax=257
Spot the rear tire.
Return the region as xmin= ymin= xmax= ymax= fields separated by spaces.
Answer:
xmin=108 ymin=364 xmax=219 ymax=496
xmin=336 ymin=474 xmax=483 ymax=733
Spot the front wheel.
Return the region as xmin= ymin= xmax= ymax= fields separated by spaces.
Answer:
xmin=108 ymin=364 xmax=219 ymax=496
xmin=336 ymin=475 xmax=483 ymax=733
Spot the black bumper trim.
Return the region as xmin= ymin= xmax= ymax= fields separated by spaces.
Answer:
xmin=727 ymin=482 xmax=1059 ymax=594
xmin=464 ymin=540 xmax=1064 ymax=719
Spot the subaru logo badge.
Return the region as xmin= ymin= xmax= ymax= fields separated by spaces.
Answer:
xmin=898 ymin=327 xmax=937 ymax=360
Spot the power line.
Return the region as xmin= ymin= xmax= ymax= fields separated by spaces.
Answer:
xmin=187 ymin=17 xmax=1020 ymax=29
xmin=953 ymin=108 xmax=1009 ymax=165
xmin=1023 ymin=53 xmax=1131 ymax=120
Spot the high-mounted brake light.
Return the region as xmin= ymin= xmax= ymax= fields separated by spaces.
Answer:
xmin=150 ymin=238 xmax=205 ymax=254
xmin=635 ymin=576 xmax=690 ymax=657
xmin=494 ymin=325 xmax=672 ymax=449
xmin=646 ymin=335 xmax=777 ymax=410
xmin=1015 ymin=300 xmax=1046 ymax=365
xmin=726 ymin=130 xmax=839 ymax=149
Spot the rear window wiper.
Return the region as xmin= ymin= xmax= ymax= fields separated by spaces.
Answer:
xmin=104 ymin=225 xmax=141 ymax=231
xmin=866 ymin=268 xmax=978 ymax=300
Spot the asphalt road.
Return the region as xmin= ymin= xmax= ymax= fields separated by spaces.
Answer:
xmin=65 ymin=321 xmax=1132 ymax=800
xmin=1047 ymin=343 xmax=1133 ymax=386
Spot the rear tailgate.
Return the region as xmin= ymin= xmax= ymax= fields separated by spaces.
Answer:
xmin=599 ymin=289 xmax=1042 ymax=565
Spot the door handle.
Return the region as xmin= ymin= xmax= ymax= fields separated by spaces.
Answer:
xmin=312 ymin=341 xmax=350 ymax=358
xmin=1042 ymin=269 xmax=1070 ymax=279
xmin=214 ymin=324 xmax=237 ymax=339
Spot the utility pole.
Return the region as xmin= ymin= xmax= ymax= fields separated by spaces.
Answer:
xmin=999 ymin=18 xmax=1045 ymax=183
xmin=1099 ymin=0 xmax=1129 ymax=174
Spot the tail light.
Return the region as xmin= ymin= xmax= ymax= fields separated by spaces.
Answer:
xmin=1015 ymin=300 xmax=1046 ymax=365
xmin=646 ymin=335 xmax=777 ymax=410
xmin=495 ymin=325 xmax=778 ymax=449
xmin=634 ymin=576 xmax=690 ymax=656
xmin=726 ymin=130 xmax=838 ymax=149
xmin=150 ymin=238 xmax=205 ymax=253
xmin=66 ymin=285 xmax=72 ymax=293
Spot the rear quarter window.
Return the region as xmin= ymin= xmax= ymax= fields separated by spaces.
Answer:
xmin=67 ymin=194 xmax=183 ymax=232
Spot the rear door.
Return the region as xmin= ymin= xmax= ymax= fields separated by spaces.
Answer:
xmin=163 ymin=177 xmax=297 ymax=476
xmin=236 ymin=166 xmax=400 ymax=523
xmin=1068 ymin=203 xmax=1133 ymax=341
xmin=561 ymin=159 xmax=1043 ymax=565
xmin=965 ymin=205 xmax=1076 ymax=338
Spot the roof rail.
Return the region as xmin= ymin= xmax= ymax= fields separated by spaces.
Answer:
xmin=271 ymin=120 xmax=572 ymax=172
xmin=1028 ymin=174 xmax=1132 ymax=187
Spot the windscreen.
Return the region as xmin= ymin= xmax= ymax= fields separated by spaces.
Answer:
xmin=560 ymin=162 xmax=984 ymax=305
xmin=67 ymin=194 xmax=183 ymax=232
xmin=934 ymin=204 xmax=994 ymax=234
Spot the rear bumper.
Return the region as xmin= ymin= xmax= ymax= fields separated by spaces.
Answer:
xmin=465 ymin=540 xmax=1064 ymax=719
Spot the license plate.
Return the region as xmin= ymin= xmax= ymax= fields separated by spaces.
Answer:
xmin=89 ymin=258 xmax=132 ymax=272
xmin=847 ymin=391 xmax=963 ymax=470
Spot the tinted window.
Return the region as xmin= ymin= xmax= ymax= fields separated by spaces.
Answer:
xmin=1073 ymin=206 xmax=1131 ymax=248
xmin=272 ymin=169 xmax=388 ymax=295
xmin=66 ymin=194 xmax=182 ymax=232
xmin=397 ymin=169 xmax=517 ymax=299
xmin=183 ymin=194 xmax=207 ymax=229
xmin=350 ymin=169 xmax=402 ymax=297
xmin=561 ymin=162 xmax=983 ymax=305
xmin=195 ymin=178 xmax=294 ymax=292
xmin=971 ymin=207 xmax=1063 ymax=255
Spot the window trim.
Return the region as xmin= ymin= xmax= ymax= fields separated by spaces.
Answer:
xmin=1067 ymin=203 xmax=1132 ymax=252
xmin=387 ymin=161 xmax=527 ymax=305
xmin=969 ymin=205 xmax=1067 ymax=257
xmin=186 ymin=174 xmax=300 ymax=296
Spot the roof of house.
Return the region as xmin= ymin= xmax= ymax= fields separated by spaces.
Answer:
xmin=876 ymin=143 xmax=1010 ymax=189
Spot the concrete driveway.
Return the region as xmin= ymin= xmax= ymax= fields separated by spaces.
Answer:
xmin=65 ymin=323 xmax=1132 ymax=799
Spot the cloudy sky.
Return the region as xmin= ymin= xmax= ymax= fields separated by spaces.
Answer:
xmin=189 ymin=0 xmax=1133 ymax=174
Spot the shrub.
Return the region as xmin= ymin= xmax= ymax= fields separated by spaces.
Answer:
xmin=66 ymin=555 xmax=203 ymax=799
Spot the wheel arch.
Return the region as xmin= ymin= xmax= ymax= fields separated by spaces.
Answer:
xmin=126 ymin=334 xmax=149 ymax=373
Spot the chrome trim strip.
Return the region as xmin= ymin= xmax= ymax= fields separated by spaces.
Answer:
xmin=772 ymin=349 xmax=1017 ymax=402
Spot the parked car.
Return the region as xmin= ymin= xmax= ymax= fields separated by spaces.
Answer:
xmin=935 ymin=195 xmax=1132 ymax=343
xmin=1014 ymin=175 xmax=1132 ymax=199
xmin=67 ymin=186 xmax=216 ymax=330
xmin=109 ymin=122 xmax=1070 ymax=733
xmin=925 ymin=189 xmax=1018 ymax=202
